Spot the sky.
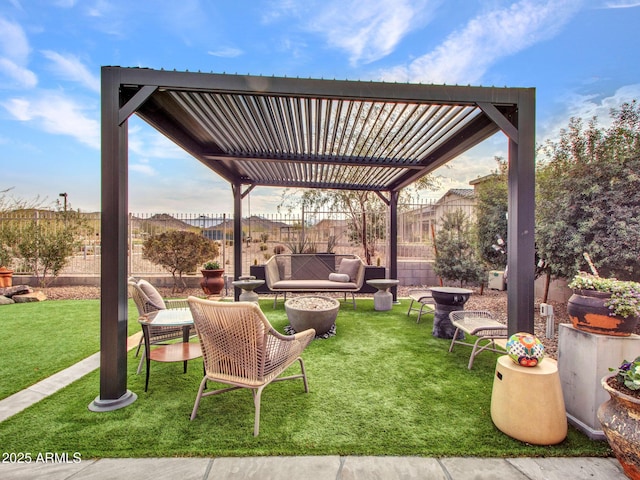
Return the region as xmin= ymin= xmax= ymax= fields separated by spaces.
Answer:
xmin=1 ymin=0 xmax=639 ymax=215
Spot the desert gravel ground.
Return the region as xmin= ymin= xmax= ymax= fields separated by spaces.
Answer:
xmin=39 ymin=284 xmax=566 ymax=359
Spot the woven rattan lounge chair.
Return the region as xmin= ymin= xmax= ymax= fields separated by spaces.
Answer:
xmin=187 ymin=297 xmax=315 ymax=436
xmin=448 ymin=310 xmax=508 ymax=369
xmin=128 ymin=277 xmax=195 ymax=374
xmin=406 ymin=289 xmax=436 ymax=323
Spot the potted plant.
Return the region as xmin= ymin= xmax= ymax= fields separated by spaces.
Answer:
xmin=200 ymin=261 xmax=225 ymax=296
xmin=597 ymin=356 xmax=640 ymax=479
xmin=567 ymin=272 xmax=640 ymax=336
xmin=0 ymin=239 xmax=14 ymax=288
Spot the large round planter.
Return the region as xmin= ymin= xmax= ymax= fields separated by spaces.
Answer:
xmin=567 ymin=290 xmax=639 ymax=336
xmin=200 ymin=269 xmax=225 ymax=295
xmin=597 ymin=375 xmax=640 ymax=480
xmin=285 ymin=296 xmax=339 ymax=336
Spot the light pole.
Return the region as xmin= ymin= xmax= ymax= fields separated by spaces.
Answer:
xmin=199 ymin=215 xmax=207 ymax=237
xmin=59 ymin=192 xmax=68 ymax=212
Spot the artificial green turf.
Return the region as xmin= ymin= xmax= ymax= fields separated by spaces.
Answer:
xmin=0 ymin=299 xmax=140 ymax=399
xmin=0 ymin=299 xmax=612 ymax=458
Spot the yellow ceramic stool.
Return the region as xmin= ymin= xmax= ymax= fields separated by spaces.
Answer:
xmin=491 ymin=355 xmax=567 ymax=445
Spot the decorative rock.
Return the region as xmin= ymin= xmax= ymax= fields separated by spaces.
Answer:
xmin=13 ymin=291 xmax=47 ymax=303
xmin=0 ymin=285 xmax=33 ymax=298
xmin=0 ymin=295 xmax=15 ymax=305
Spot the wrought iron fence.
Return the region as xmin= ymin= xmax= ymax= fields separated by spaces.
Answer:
xmin=0 ymin=199 xmax=476 ymax=278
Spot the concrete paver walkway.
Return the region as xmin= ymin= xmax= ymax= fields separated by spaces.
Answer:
xmin=0 ymin=455 xmax=627 ymax=479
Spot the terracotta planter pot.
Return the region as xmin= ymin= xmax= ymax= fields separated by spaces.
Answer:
xmin=567 ymin=290 xmax=639 ymax=336
xmin=598 ymin=375 xmax=640 ymax=480
xmin=0 ymin=267 xmax=13 ymax=288
xmin=200 ymin=269 xmax=225 ymax=295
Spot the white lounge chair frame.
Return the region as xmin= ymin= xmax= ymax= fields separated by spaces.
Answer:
xmin=448 ymin=310 xmax=508 ymax=369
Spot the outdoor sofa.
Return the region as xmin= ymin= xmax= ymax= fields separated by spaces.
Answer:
xmin=263 ymin=253 xmax=366 ymax=309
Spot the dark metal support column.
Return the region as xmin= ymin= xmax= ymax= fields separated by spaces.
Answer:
xmin=390 ymin=190 xmax=399 ymax=302
xmin=233 ymin=183 xmax=242 ymax=301
xmin=89 ymin=67 xmax=137 ymax=412
xmin=506 ymin=89 xmax=536 ymax=335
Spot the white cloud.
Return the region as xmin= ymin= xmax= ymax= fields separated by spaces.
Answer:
xmin=2 ymin=91 xmax=99 ymax=148
xmin=0 ymin=58 xmax=37 ymax=88
xmin=41 ymin=50 xmax=100 ymax=92
xmin=378 ymin=0 xmax=581 ymax=85
xmin=129 ymin=121 xmax=192 ymax=160
xmin=0 ymin=17 xmax=37 ymax=88
xmin=207 ymin=47 xmax=243 ymax=58
xmin=604 ymin=0 xmax=640 ymax=7
xmin=130 ymin=160 xmax=157 ymax=176
xmin=307 ymin=0 xmax=435 ymax=65
xmin=0 ymin=17 xmax=30 ymax=60
xmin=539 ymin=83 xmax=640 ymax=142
xmin=264 ymin=0 xmax=435 ymax=65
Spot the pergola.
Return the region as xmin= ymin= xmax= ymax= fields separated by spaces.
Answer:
xmin=91 ymin=66 xmax=535 ymax=411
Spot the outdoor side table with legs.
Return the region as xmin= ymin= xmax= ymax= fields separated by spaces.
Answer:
xmin=139 ymin=308 xmax=202 ymax=392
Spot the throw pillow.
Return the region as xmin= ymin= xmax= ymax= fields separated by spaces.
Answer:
xmin=329 ymin=273 xmax=350 ymax=283
xmin=137 ymin=279 xmax=166 ymax=310
xmin=337 ymin=258 xmax=361 ymax=282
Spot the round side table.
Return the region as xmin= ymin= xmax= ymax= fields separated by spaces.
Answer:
xmin=366 ymin=279 xmax=399 ymax=311
xmin=232 ymin=278 xmax=265 ymax=303
xmin=491 ymin=356 xmax=567 ymax=445
xmin=429 ymin=286 xmax=472 ymax=338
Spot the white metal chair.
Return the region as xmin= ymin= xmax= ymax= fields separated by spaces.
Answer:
xmin=448 ymin=310 xmax=508 ymax=369
xmin=407 ymin=289 xmax=436 ymax=323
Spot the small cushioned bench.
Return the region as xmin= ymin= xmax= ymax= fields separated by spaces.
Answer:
xmin=264 ymin=254 xmax=366 ymax=309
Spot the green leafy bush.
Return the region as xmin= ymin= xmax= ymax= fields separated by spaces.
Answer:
xmin=143 ymin=230 xmax=219 ymax=292
xmin=434 ymin=210 xmax=485 ymax=286
xmin=569 ymin=272 xmax=640 ymax=318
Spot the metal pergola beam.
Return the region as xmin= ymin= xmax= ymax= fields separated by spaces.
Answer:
xmin=115 ymin=68 xmax=524 ymax=105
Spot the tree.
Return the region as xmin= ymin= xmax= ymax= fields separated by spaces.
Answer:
xmin=0 ymin=188 xmax=45 ymax=268
xmin=474 ymin=158 xmax=508 ymax=270
xmin=278 ymin=175 xmax=439 ymax=265
xmin=15 ymin=208 xmax=87 ymax=287
xmin=433 ymin=210 xmax=485 ymax=286
xmin=143 ymin=230 xmax=219 ymax=292
xmin=536 ymin=100 xmax=640 ymax=280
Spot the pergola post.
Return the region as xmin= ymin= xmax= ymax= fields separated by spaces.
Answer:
xmin=233 ymin=183 xmax=242 ymax=301
xmin=506 ymin=89 xmax=536 ymax=335
xmin=390 ymin=191 xmax=399 ymax=302
xmin=89 ymin=67 xmax=137 ymax=412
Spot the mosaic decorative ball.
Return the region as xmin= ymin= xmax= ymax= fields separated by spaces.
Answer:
xmin=506 ymin=332 xmax=545 ymax=367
